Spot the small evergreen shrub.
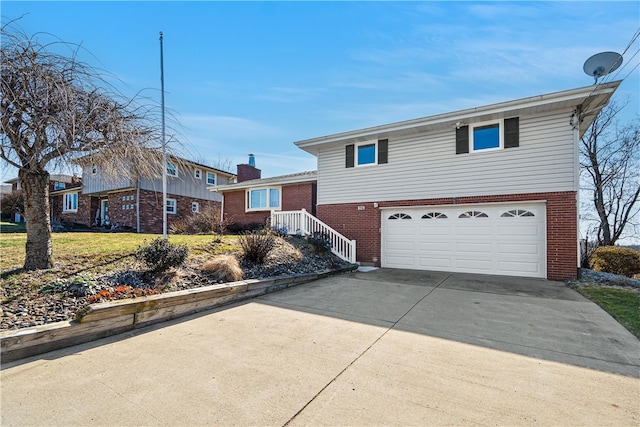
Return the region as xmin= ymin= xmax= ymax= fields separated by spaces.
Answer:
xmin=201 ymin=255 xmax=243 ymax=282
xmin=590 ymin=246 xmax=640 ymax=278
xmin=136 ymin=238 xmax=189 ymax=273
xmin=239 ymin=231 xmax=276 ymax=264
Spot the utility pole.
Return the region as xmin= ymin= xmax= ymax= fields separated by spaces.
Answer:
xmin=160 ymin=31 xmax=167 ymax=239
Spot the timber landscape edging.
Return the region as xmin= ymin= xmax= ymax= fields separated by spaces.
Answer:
xmin=1 ymin=264 xmax=358 ymax=363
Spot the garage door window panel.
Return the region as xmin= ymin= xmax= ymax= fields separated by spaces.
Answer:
xmin=422 ymin=212 xmax=448 ymax=219
xmin=501 ymin=209 xmax=535 ymax=217
xmin=459 ymin=210 xmax=488 ymax=218
xmin=389 ymin=213 xmax=412 ymax=220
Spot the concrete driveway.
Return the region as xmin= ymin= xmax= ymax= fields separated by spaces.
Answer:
xmin=2 ymin=269 xmax=639 ymax=426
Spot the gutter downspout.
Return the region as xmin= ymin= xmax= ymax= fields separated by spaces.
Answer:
xmin=571 ymin=108 xmax=582 ymax=276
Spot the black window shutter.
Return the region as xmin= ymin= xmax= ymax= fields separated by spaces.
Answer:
xmin=378 ymin=139 xmax=388 ymax=164
xmin=504 ymin=117 xmax=519 ymax=148
xmin=346 ymin=144 xmax=354 ymax=168
xmin=456 ymin=126 xmax=469 ymax=154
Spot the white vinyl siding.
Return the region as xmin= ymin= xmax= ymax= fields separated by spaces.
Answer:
xmin=317 ymin=111 xmax=576 ymax=205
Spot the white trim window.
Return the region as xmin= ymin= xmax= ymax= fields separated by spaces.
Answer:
xmin=456 ymin=117 xmax=519 ymax=154
xmin=63 ymin=192 xmax=79 ymax=212
xmin=346 ymin=139 xmax=388 ymax=168
xmin=166 ymin=198 xmax=177 ymax=214
xmin=356 ymin=141 xmax=377 ymax=166
xmin=206 ymin=172 xmax=216 ymax=185
xmin=470 ymin=119 xmax=503 ymax=152
xmin=167 ymin=162 xmax=178 ymax=177
xmin=194 ymin=169 xmax=202 ymax=179
xmin=192 ymin=202 xmax=199 ymax=213
xmin=246 ymin=187 xmax=281 ymax=211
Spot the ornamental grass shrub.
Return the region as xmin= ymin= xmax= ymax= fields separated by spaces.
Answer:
xmin=590 ymin=246 xmax=640 ymax=278
xmin=135 ymin=237 xmax=189 ymax=273
xmin=239 ymin=231 xmax=276 ymax=264
xmin=201 ymin=255 xmax=243 ymax=282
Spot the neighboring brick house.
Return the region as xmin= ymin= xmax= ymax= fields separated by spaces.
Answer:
xmin=4 ymin=174 xmax=80 ymax=223
xmin=291 ymin=82 xmax=621 ymax=280
xmin=210 ymin=155 xmax=317 ymax=229
xmin=49 ymin=155 xmax=235 ymax=233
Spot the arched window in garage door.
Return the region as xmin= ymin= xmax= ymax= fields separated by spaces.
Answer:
xmin=388 ymin=213 xmax=412 ymax=220
xmin=458 ymin=210 xmax=488 ymax=218
xmin=421 ymin=212 xmax=448 ymax=219
xmin=501 ymin=209 xmax=535 ymax=217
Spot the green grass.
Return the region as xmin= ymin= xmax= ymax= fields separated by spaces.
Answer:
xmin=576 ymin=286 xmax=640 ymax=338
xmin=0 ymin=230 xmax=242 ymax=295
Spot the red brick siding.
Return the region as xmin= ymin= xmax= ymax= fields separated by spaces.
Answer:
xmin=137 ymin=189 xmax=220 ymax=234
xmin=237 ymin=164 xmax=261 ymax=182
xmin=317 ymin=191 xmax=578 ymax=280
xmin=223 ymin=182 xmax=317 ymax=226
xmin=51 ymin=192 xmax=95 ymax=227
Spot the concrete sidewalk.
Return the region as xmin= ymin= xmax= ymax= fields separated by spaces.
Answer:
xmin=2 ymin=269 xmax=639 ymax=426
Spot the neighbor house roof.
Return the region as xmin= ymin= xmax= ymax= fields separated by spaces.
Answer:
xmin=294 ymin=81 xmax=621 ymax=155
xmin=210 ymin=170 xmax=317 ymax=193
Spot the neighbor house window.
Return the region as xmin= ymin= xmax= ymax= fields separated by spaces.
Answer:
xmin=194 ymin=169 xmax=202 ymax=179
xmin=167 ymin=162 xmax=177 ymax=177
xmin=166 ymin=198 xmax=177 ymax=214
xmin=192 ymin=202 xmax=199 ymax=213
xmin=63 ymin=192 xmax=78 ymax=212
xmin=346 ymin=139 xmax=388 ymax=168
xmin=247 ymin=187 xmax=280 ymax=211
xmin=456 ymin=117 xmax=519 ymax=154
xmin=54 ymin=182 xmax=66 ymax=191
xmin=206 ymin=172 xmax=216 ymax=185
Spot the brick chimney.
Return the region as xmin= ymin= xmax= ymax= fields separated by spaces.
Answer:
xmin=237 ymin=154 xmax=261 ymax=183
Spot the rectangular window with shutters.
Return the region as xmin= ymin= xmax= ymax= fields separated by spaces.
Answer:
xmin=346 ymin=139 xmax=389 ymax=168
xmin=456 ymin=117 xmax=519 ymax=154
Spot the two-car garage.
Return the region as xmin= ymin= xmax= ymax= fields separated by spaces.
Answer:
xmin=382 ymin=203 xmax=546 ymax=278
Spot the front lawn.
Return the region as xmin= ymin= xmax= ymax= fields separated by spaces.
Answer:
xmin=575 ymin=286 xmax=640 ymax=338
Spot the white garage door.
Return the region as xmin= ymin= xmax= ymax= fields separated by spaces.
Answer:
xmin=382 ymin=203 xmax=546 ymax=278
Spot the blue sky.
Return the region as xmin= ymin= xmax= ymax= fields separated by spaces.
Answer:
xmin=1 ymin=1 xmax=639 ymax=182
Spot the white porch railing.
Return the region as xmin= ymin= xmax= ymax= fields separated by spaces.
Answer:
xmin=271 ymin=209 xmax=357 ymax=264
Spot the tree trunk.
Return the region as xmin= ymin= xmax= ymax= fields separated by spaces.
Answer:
xmin=19 ymin=169 xmax=53 ymax=270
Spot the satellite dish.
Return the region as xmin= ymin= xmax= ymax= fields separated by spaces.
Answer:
xmin=583 ymin=51 xmax=623 ymax=83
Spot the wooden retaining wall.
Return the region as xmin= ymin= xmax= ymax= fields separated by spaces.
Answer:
xmin=1 ymin=266 xmax=357 ymax=363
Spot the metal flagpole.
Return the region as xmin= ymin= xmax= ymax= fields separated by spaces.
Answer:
xmin=160 ymin=31 xmax=167 ymax=239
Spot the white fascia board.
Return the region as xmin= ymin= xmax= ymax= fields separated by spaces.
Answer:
xmin=295 ymin=81 xmax=621 ymax=155
xmin=209 ymin=172 xmax=317 ymax=193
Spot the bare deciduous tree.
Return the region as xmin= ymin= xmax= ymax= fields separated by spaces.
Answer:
xmin=0 ymin=24 xmax=169 ymax=270
xmin=580 ymin=100 xmax=640 ymax=247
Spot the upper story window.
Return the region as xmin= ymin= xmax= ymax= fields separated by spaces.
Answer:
xmin=167 ymin=162 xmax=177 ymax=177
xmin=63 ymin=192 xmax=78 ymax=212
xmin=53 ymin=182 xmax=66 ymax=191
xmin=247 ymin=187 xmax=280 ymax=211
xmin=194 ymin=169 xmax=202 ymax=179
xmin=91 ymin=165 xmax=98 ymax=174
xmin=346 ymin=139 xmax=389 ymax=168
xmin=472 ymin=122 xmax=501 ymax=151
xmin=456 ymin=117 xmax=519 ymax=154
xmin=206 ymin=172 xmax=216 ymax=185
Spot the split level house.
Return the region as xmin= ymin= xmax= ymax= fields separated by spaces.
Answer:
xmin=211 ymin=155 xmax=317 ymax=229
xmin=213 ymin=81 xmax=620 ymax=281
xmin=4 ymin=154 xmax=236 ymax=233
